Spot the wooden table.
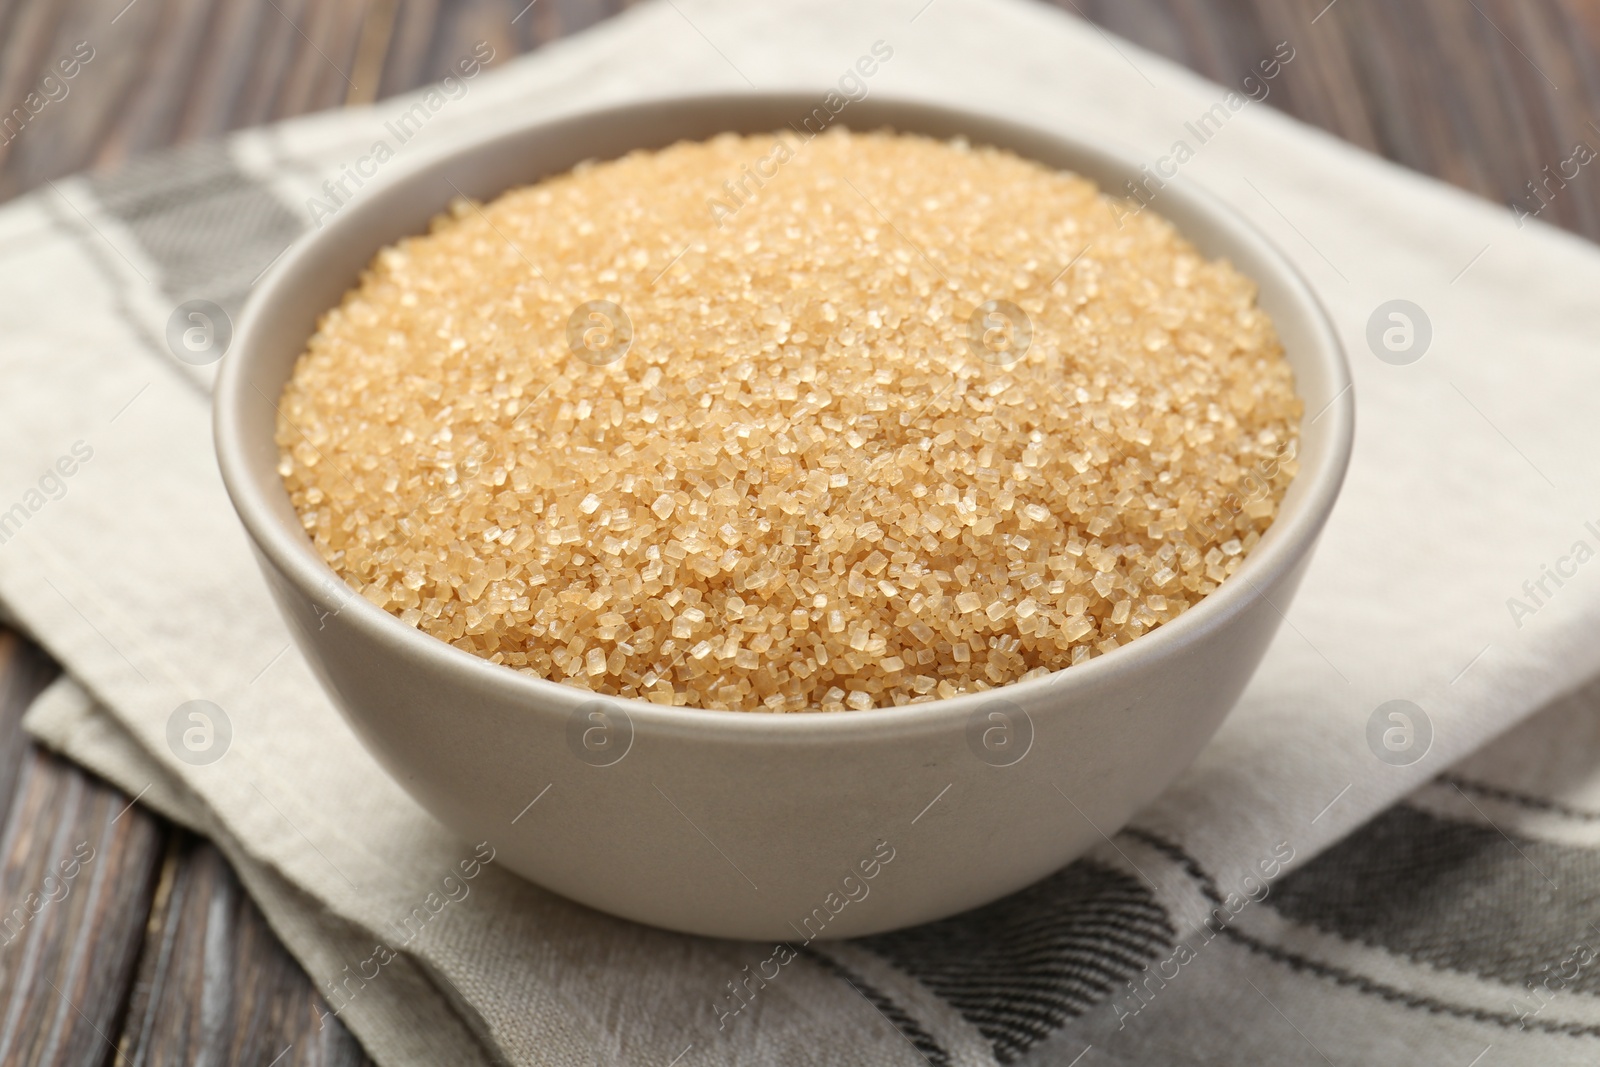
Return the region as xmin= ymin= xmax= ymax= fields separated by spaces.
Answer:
xmin=1 ymin=0 xmax=1597 ymax=1062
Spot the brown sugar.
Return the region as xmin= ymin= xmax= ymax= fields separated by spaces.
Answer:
xmin=276 ymin=129 xmax=1301 ymax=711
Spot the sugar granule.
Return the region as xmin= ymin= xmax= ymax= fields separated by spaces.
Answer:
xmin=276 ymin=129 xmax=1301 ymax=712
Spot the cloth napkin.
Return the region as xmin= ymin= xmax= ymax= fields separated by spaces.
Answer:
xmin=6 ymin=0 xmax=1600 ymax=1063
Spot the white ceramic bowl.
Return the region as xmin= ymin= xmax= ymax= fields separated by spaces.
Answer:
xmin=215 ymin=94 xmax=1353 ymax=940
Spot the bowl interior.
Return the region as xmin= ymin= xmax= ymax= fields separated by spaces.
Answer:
xmin=217 ymin=93 xmax=1353 ymax=732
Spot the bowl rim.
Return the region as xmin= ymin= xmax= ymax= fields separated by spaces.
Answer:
xmin=214 ymin=91 xmax=1355 ymax=739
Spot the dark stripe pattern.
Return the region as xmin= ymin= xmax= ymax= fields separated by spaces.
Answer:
xmin=1135 ymin=822 xmax=1600 ymax=1040
xmin=801 ymin=947 xmax=952 ymax=1066
xmin=859 ymin=861 xmax=1173 ymax=1063
xmin=1443 ymin=774 xmax=1600 ymax=823
xmin=1224 ymin=923 xmax=1600 ymax=1038
xmin=1269 ymin=803 xmax=1600 ymax=995
xmin=87 ymin=139 xmax=305 ymax=315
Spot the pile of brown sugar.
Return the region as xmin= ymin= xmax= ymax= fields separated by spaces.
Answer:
xmin=276 ymin=128 xmax=1301 ymax=712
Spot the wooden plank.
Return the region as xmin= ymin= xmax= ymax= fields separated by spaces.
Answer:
xmin=0 ymin=0 xmax=649 ymax=201
xmin=1 ymin=0 xmax=1597 ymax=228
xmin=0 ymin=625 xmax=368 ymax=1067
xmin=115 ymin=834 xmax=372 ymax=1067
xmin=0 ymin=631 xmax=58 ymax=828
xmin=1066 ymin=0 xmax=1600 ymax=234
xmin=0 ymin=631 xmax=165 ymax=1066
xmin=0 ymin=1 xmax=1596 ymax=1064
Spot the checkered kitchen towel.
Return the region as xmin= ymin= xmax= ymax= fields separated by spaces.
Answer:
xmin=7 ymin=0 xmax=1600 ymax=1064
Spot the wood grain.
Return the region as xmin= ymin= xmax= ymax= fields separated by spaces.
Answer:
xmin=0 ymin=0 xmax=1598 ymax=1063
xmin=116 ymin=835 xmax=370 ymax=1067
xmin=0 ymin=0 xmax=643 ymax=203
xmin=0 ymin=0 xmax=1596 ymax=229
xmin=0 ymin=633 xmax=160 ymax=1066
xmin=0 ymin=632 xmax=371 ymax=1067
